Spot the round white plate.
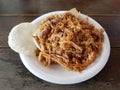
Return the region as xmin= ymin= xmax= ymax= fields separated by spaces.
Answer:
xmin=19 ymin=11 xmax=110 ymax=84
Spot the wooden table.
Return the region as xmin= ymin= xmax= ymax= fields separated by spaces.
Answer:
xmin=0 ymin=0 xmax=120 ymax=89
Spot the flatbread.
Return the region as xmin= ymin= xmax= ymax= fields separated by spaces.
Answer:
xmin=8 ymin=22 xmax=38 ymax=56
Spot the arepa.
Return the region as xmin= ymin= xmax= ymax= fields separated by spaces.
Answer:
xmin=8 ymin=22 xmax=38 ymax=56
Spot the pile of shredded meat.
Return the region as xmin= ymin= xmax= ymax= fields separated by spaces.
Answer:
xmin=34 ymin=9 xmax=104 ymax=72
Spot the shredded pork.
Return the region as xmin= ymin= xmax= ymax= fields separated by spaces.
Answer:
xmin=34 ymin=11 xmax=104 ymax=72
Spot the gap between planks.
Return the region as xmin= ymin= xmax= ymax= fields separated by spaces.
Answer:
xmin=0 ymin=14 xmax=120 ymax=17
xmin=0 ymin=46 xmax=10 ymax=49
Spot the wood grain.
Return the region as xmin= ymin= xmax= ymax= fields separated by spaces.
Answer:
xmin=0 ymin=48 xmax=119 ymax=89
xmin=0 ymin=0 xmax=119 ymax=15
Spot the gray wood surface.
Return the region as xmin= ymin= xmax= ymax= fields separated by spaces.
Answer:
xmin=0 ymin=0 xmax=120 ymax=90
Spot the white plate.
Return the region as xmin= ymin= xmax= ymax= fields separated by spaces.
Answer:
xmin=19 ymin=11 xmax=110 ymax=84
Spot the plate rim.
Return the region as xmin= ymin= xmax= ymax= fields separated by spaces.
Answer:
xmin=19 ymin=11 xmax=110 ymax=84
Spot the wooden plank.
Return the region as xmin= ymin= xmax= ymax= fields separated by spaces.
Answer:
xmin=0 ymin=48 xmax=119 ymax=89
xmin=0 ymin=0 xmax=119 ymax=15
xmin=0 ymin=16 xmax=119 ymax=47
xmin=92 ymin=16 xmax=120 ymax=47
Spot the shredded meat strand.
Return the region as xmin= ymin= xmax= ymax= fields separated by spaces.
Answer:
xmin=34 ymin=11 xmax=104 ymax=72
